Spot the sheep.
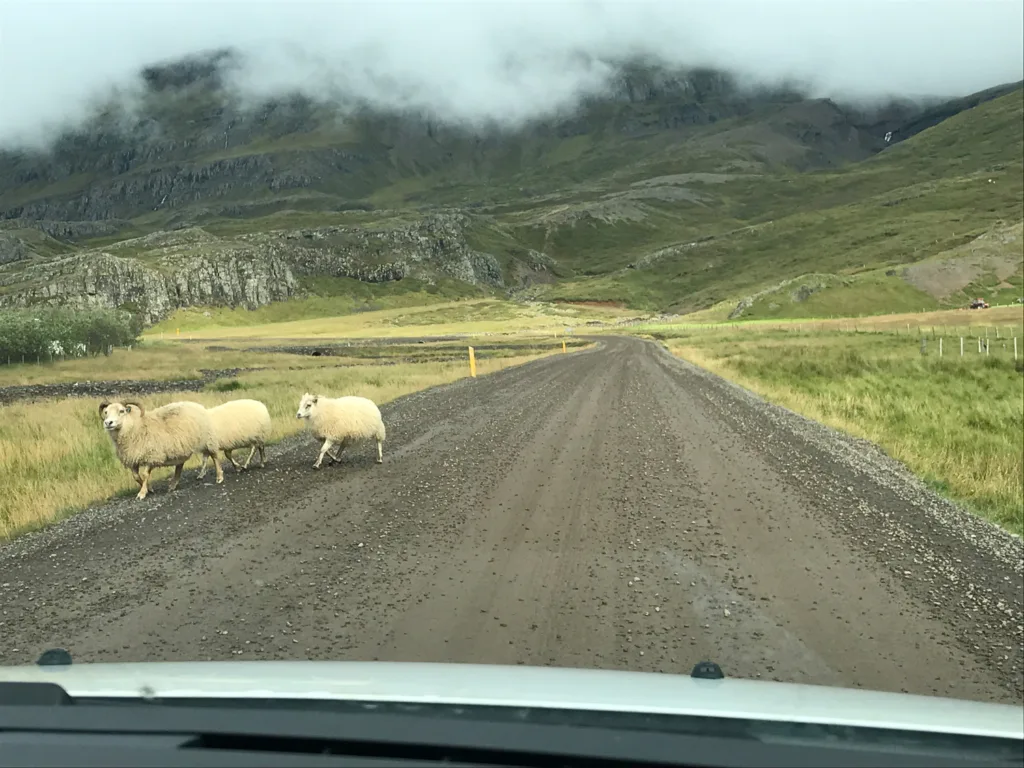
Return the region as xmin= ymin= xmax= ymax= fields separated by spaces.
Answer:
xmin=196 ymin=398 xmax=272 ymax=479
xmin=99 ymin=399 xmax=224 ymax=500
xmin=295 ymin=392 xmax=386 ymax=470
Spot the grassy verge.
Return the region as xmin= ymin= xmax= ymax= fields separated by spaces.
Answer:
xmin=0 ymin=338 xmax=579 ymax=540
xmin=658 ymin=327 xmax=1023 ymax=536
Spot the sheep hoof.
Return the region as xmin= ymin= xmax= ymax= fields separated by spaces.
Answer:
xmin=136 ymin=490 xmax=147 ymax=500
xmin=313 ymin=463 xmax=322 ymax=470
xmin=376 ymin=458 xmax=383 ymax=464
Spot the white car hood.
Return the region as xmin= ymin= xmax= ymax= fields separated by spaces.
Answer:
xmin=1 ymin=660 xmax=1020 ymax=740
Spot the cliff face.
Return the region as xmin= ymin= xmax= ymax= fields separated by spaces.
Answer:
xmin=0 ymin=233 xmax=30 ymax=265
xmin=4 ymin=155 xmax=321 ymax=222
xmin=0 ymin=250 xmax=297 ymax=322
xmin=279 ymin=212 xmax=504 ymax=286
xmin=0 ymin=212 xmax=523 ymax=321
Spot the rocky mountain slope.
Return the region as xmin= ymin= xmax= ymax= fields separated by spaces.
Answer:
xmin=1 ymin=50 xmax=1020 ymax=322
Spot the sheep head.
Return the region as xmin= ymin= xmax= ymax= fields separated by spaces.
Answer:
xmin=296 ymin=392 xmax=319 ymax=420
xmin=99 ymin=401 xmax=140 ymax=432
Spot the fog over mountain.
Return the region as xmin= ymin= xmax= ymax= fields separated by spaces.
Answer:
xmin=2 ymin=0 xmax=1022 ymax=148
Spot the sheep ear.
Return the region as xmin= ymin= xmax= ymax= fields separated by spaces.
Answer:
xmin=98 ymin=401 xmax=109 ymax=415
xmin=312 ymin=395 xmax=318 ymax=404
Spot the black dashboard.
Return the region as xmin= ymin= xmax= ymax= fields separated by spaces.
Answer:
xmin=1 ymin=679 xmax=1021 ymax=768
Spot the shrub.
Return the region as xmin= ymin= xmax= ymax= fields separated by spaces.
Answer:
xmin=0 ymin=307 xmax=141 ymax=365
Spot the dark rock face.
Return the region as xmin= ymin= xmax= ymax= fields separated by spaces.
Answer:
xmin=0 ymin=247 xmax=297 ymax=323
xmin=0 ymin=212 xmax=510 ymax=322
xmin=0 ymin=233 xmax=31 ymax=265
xmin=0 ymin=366 xmax=258 ymax=406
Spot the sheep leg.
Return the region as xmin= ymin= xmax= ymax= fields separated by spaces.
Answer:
xmin=131 ymin=467 xmax=143 ymax=487
xmin=242 ymin=445 xmax=257 ymax=469
xmin=168 ymin=463 xmax=184 ymax=492
xmin=375 ymin=438 xmax=383 ymax=464
xmin=258 ymin=445 xmax=266 ymax=468
xmin=314 ymin=439 xmax=335 ymax=469
xmin=210 ymin=451 xmax=225 ymax=484
xmin=196 ymin=453 xmax=210 ymax=480
xmin=224 ymin=449 xmax=242 ymax=471
xmin=136 ymin=466 xmax=152 ymax=500
xmin=327 ymin=438 xmax=348 ymax=465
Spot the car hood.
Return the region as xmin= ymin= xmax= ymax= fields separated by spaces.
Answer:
xmin=1 ymin=660 xmax=1020 ymax=740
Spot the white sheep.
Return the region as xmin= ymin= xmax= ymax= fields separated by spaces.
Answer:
xmin=295 ymin=392 xmax=386 ymax=470
xmin=196 ymin=398 xmax=272 ymax=479
xmin=99 ymin=399 xmax=224 ymax=500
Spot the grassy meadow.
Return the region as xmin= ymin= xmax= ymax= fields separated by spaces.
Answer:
xmin=0 ymin=333 xmax=582 ymax=540
xmin=147 ymin=297 xmax=634 ymax=340
xmin=651 ymin=323 xmax=1024 ymax=535
xmin=630 ymin=304 xmax=1024 ymax=334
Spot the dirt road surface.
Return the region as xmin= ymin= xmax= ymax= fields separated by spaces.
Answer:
xmin=2 ymin=336 xmax=1021 ymax=704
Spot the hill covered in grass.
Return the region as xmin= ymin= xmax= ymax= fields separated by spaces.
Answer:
xmin=0 ymin=50 xmax=1020 ymax=324
xmin=525 ymin=86 xmax=1024 ymax=315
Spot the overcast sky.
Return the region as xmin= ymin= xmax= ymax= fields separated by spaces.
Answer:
xmin=1 ymin=0 xmax=1022 ymax=148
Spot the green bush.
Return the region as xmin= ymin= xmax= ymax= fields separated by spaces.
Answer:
xmin=0 ymin=307 xmax=142 ymax=365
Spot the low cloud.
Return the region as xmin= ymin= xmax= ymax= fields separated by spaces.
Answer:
xmin=1 ymin=0 xmax=1021 ymax=148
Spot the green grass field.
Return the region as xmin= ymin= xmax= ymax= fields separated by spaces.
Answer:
xmin=145 ymin=278 xmax=493 ymax=333
xmin=148 ymin=297 xmax=632 ymax=340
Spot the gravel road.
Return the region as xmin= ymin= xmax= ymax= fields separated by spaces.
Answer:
xmin=1 ymin=336 xmax=1021 ymax=704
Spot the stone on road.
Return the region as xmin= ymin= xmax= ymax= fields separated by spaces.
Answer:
xmin=1 ymin=336 xmax=1020 ymax=705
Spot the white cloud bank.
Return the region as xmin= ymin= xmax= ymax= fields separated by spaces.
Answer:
xmin=1 ymin=0 xmax=1021 ymax=147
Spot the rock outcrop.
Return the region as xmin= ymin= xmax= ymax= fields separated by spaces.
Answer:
xmin=0 ymin=250 xmax=297 ymax=322
xmin=277 ymin=212 xmax=503 ymax=287
xmin=0 ymin=212 xmax=537 ymax=322
xmin=0 ymin=233 xmax=31 ymax=265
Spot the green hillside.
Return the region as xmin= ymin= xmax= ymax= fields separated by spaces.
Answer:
xmin=527 ymin=88 xmax=1024 ymax=315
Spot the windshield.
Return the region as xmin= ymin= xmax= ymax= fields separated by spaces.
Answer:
xmin=0 ymin=0 xmax=1021 ymax=752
